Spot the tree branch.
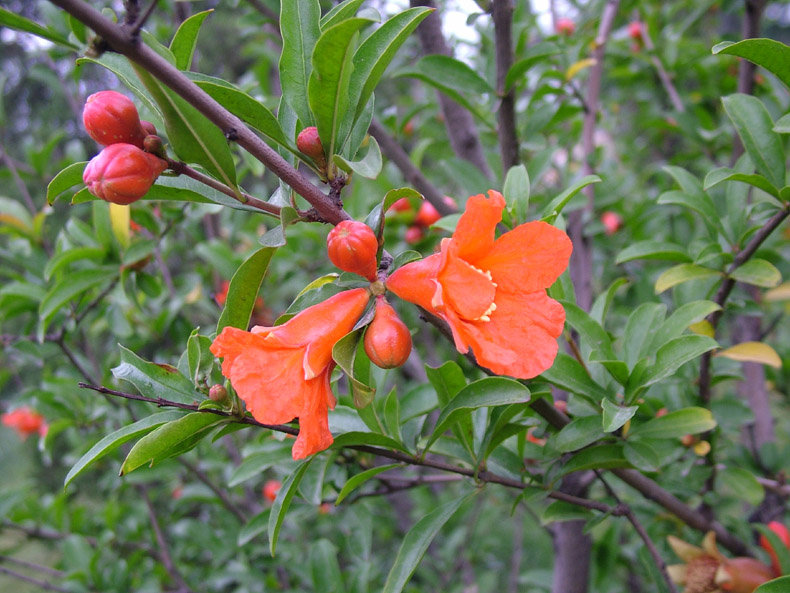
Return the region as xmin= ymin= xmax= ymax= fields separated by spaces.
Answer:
xmin=49 ymin=0 xmax=348 ymax=225
xmin=0 ymin=566 xmax=71 ymax=593
xmin=639 ymin=24 xmax=685 ymax=113
xmin=492 ymin=0 xmax=519 ymax=170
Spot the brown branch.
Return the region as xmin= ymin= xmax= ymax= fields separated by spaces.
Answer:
xmin=0 ymin=566 xmax=72 ymax=593
xmin=408 ymin=0 xmax=493 ymax=179
xmin=0 ymin=555 xmax=64 ymax=577
xmin=166 ymin=160 xmax=286 ymax=217
xmin=699 ymin=204 xmax=790 ymax=403
xmin=640 ymin=24 xmax=685 ymax=113
xmin=49 ymin=0 xmax=348 ymax=225
xmin=368 ymin=119 xmax=455 ymax=216
xmin=139 ymin=487 xmax=193 ymax=593
xmin=492 ymin=0 xmax=519 ymax=171
xmin=177 ymin=458 xmax=247 ymax=523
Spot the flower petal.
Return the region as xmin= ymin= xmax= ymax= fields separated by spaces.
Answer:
xmin=210 ymin=327 xmax=305 ymax=424
xmin=475 ymin=221 xmax=572 ymax=294
xmin=386 ymin=254 xmax=443 ymax=313
xmin=291 ymin=369 xmax=335 ymax=460
xmin=438 ymin=244 xmax=497 ymax=321
xmin=450 ymin=290 xmax=566 ymax=379
xmin=451 ymin=190 xmax=505 ymax=263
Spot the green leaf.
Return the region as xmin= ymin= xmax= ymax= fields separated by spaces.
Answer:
xmin=542 ymin=501 xmax=594 ymax=524
xmin=47 ymin=162 xmax=88 ymax=205
xmin=228 ymin=445 xmax=294 ymax=487
xmin=332 ymin=329 xmax=376 ymax=408
xmin=133 ymin=65 xmax=238 ymax=190
xmin=561 ymin=444 xmax=629 ymax=475
xmin=654 ymin=264 xmax=720 ymax=294
xmin=237 ymin=509 xmax=271 ymax=546
xmin=424 ymin=377 xmax=530 ymax=454
xmin=722 ymin=94 xmax=785 ymax=189
xmin=713 ymin=38 xmax=790 ymax=90
xmin=269 ymin=459 xmax=314 ymax=556
xmin=186 ymin=330 xmax=214 ymax=386
xmin=309 ymin=18 xmax=372 ymax=157
xmin=195 ymin=81 xmax=290 ymax=149
xmin=310 ymin=539 xmax=346 ymax=593
xmin=365 ymin=187 xmax=422 ymax=240
xmin=39 ymin=267 xmax=118 ymax=333
xmin=649 ymin=300 xmax=721 ymax=352
xmin=505 ymin=42 xmax=560 ymax=91
xmin=503 ymin=164 xmax=530 ymax=223
xmin=623 ymin=441 xmax=660 ymax=472
xmin=541 ymin=354 xmax=610 ymax=403
xmin=629 ymin=407 xmax=716 ymax=440
xmin=333 ymin=136 xmax=382 ymax=178
xmin=719 ymin=467 xmax=764 ymax=505
xmin=43 ymin=247 xmax=107 ymax=281
xmin=216 ymin=247 xmax=276 ymax=333
xmin=755 ymin=526 xmax=790 ymax=576
xmin=321 ymin=0 xmax=367 ymax=29
xmin=0 ymin=8 xmax=79 ymax=49
xmin=112 ymin=345 xmax=201 ymax=405
xmin=560 ymin=301 xmax=616 ymax=362
xmin=553 ymin=415 xmax=606 ymax=453
xmin=601 ymin=399 xmax=638 ymax=433
xmin=755 ymin=576 xmax=790 ymax=593
xmin=730 ymin=259 xmax=781 ymax=288
xmin=120 ymin=413 xmax=226 ymax=475
xmin=657 ymin=190 xmax=720 ymax=230
xmin=384 ymin=388 xmax=402 ymax=443
xmin=615 ymin=241 xmax=691 ymax=264
xmin=331 ymin=431 xmax=411 ymax=453
xmin=774 ymin=113 xmax=790 ymax=134
xmin=350 ymin=7 xmax=434 ymax=122
xmin=64 ymin=411 xmax=184 ymax=488
xmin=382 ymin=491 xmax=474 ymax=593
xmin=259 ymin=206 xmax=301 ymax=248
xmin=170 ymin=9 xmax=213 ymax=70
xmin=279 ymin=0 xmax=321 ymax=125
xmin=335 ymin=464 xmax=400 ymax=505
xmin=642 ymin=336 xmax=718 ymax=386
xmin=704 ymin=167 xmax=779 ymax=198
xmin=540 ymin=175 xmax=601 ymax=220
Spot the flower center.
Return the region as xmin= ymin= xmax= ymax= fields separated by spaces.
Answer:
xmin=684 ymin=556 xmax=720 ymax=593
xmin=439 ymin=257 xmax=497 ymax=322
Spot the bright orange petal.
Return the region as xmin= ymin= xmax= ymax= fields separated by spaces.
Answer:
xmin=452 ymin=291 xmax=565 ymax=379
xmin=438 ymin=242 xmax=497 ymax=321
xmin=451 ymin=190 xmax=505 ymax=263
xmin=386 ymin=253 xmax=443 ymax=312
xmin=475 ymin=221 xmax=572 ymax=293
xmin=291 ymin=369 xmax=335 ymax=460
xmin=210 ymin=327 xmax=305 ymax=424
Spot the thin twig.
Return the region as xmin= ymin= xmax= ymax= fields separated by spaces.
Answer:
xmin=0 ymin=555 xmax=64 ymax=577
xmin=177 ymin=458 xmax=247 ymax=523
xmin=639 ymin=23 xmax=685 ymax=113
xmin=0 ymin=145 xmax=37 ymax=214
xmin=492 ymin=0 xmax=519 ymax=170
xmin=139 ymin=487 xmax=193 ymax=593
xmin=50 ymin=0 xmax=347 ymax=225
xmin=55 ymin=337 xmax=99 ymax=385
xmin=0 ymin=566 xmax=71 ymax=593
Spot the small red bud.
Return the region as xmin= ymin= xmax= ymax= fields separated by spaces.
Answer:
xmin=404 ymin=226 xmax=425 ymax=244
xmin=628 ymin=21 xmax=644 ymax=41
xmin=296 ymin=126 xmax=325 ymax=162
xmin=263 ymin=479 xmax=281 ymax=502
xmin=601 ymin=211 xmax=623 ymax=235
xmin=556 ymin=18 xmax=575 ymax=36
xmin=388 ymin=197 xmax=413 ymax=213
xmin=326 ymin=220 xmax=379 ymax=281
xmin=208 ymin=385 xmax=228 ymax=402
xmin=554 ymin=400 xmax=568 ymax=414
xmin=415 ymin=201 xmax=441 ymax=227
xmin=364 ymin=297 xmax=412 ymax=369
xmin=83 ymin=90 xmax=148 ymax=149
xmin=140 ymin=120 xmax=157 ymax=136
xmin=83 ymin=143 xmax=168 ymax=205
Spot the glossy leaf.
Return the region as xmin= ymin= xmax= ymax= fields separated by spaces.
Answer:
xmin=321 ymin=0 xmax=367 ymax=29
xmin=503 ymin=164 xmax=530 ymax=223
xmin=120 ymin=413 xmax=226 ymax=475
xmin=39 ymin=267 xmax=118 ymax=332
xmin=505 ymin=42 xmax=560 ymax=91
xmin=722 ymin=94 xmax=785 ymax=189
xmin=333 ymin=136 xmax=382 ymax=178
xmin=0 ymin=8 xmax=78 ymax=49
xmin=335 ymin=464 xmax=400 ymax=505
xmin=112 ymin=345 xmax=200 ymax=405
xmin=216 ymin=247 xmax=276 ymax=333
xmin=540 ymin=175 xmax=601 ymax=220
xmin=47 ymin=161 xmax=88 ymax=205
xmin=561 ymin=445 xmax=629 ymax=474
xmin=713 ymin=39 xmax=790 ymax=90
xmin=755 ymin=577 xmax=790 ymax=593
xmin=65 ymin=411 xmax=184 ymax=488
xmin=365 ymin=187 xmax=422 ymax=240
xmin=654 ymin=264 xmax=720 ymax=294
xmin=541 ymin=354 xmax=610 ymax=403
xmin=553 ymin=415 xmax=605 ymax=452
xmin=170 ymin=9 xmax=213 ymax=70
xmin=238 ymin=509 xmax=271 ymax=546
xmin=269 ymin=459 xmax=314 ymax=555
xmin=332 ymin=330 xmax=376 ymax=408
xmin=279 ymin=0 xmax=321 ymax=125
xmin=649 ymin=300 xmax=721 ymax=352
xmin=310 ymin=539 xmax=346 ymax=593
xmin=730 ymin=259 xmax=781 ymax=288
xmin=704 ymin=167 xmax=779 ymax=198
xmin=382 ymin=491 xmax=474 ymax=593
xmin=629 ymin=407 xmax=716 ymax=440
xmin=719 ymin=467 xmax=764 ymax=505
xmin=642 ymin=336 xmax=718 ymax=386
xmin=615 ymin=241 xmax=691 ymax=264
xmin=623 ymin=441 xmax=660 ymax=472
xmin=601 ymin=399 xmax=638 ymax=433
xmin=43 ymin=246 xmax=106 ymax=281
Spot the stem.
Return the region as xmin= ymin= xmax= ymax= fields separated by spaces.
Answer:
xmin=139 ymin=487 xmax=193 ymax=593
xmin=0 ymin=567 xmax=71 ymax=593
xmin=640 ymin=24 xmax=685 ymax=113
xmin=49 ymin=0 xmax=347 ymax=225
xmin=492 ymin=0 xmax=519 ymax=171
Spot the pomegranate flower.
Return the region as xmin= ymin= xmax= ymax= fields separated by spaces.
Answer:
xmin=211 ymin=288 xmax=370 ymax=459
xmin=386 ymin=190 xmax=572 ymax=379
xmin=2 ymin=407 xmax=47 ymax=440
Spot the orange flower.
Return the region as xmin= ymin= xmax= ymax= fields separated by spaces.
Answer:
xmin=2 ymin=407 xmax=47 ymax=440
xmin=210 ymin=288 xmax=370 ymax=460
xmin=386 ymin=190 xmax=571 ymax=379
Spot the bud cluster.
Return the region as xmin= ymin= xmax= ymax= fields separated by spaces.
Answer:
xmin=82 ymin=91 xmax=168 ymax=205
xmin=387 ymin=196 xmax=456 ymax=244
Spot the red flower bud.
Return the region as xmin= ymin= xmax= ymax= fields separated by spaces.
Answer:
xmin=83 ymin=143 xmax=168 ymax=205
xmin=296 ymin=126 xmax=325 ymax=162
xmin=628 ymin=21 xmax=644 ymax=41
xmin=326 ymin=220 xmax=379 ymax=281
xmin=83 ymin=90 xmax=148 ymax=149
xmin=364 ymin=297 xmax=412 ymax=369
xmin=414 ymin=197 xmax=455 ymax=227
xmin=141 ymin=120 xmax=157 ymax=136
xmin=601 ymin=211 xmax=623 ymax=235
xmin=718 ymin=557 xmax=774 ymax=592
xmin=208 ymin=385 xmax=228 ymax=402
xmin=388 ymin=197 xmax=413 ymax=213
xmin=2 ymin=407 xmax=47 ymax=440
xmin=404 ymin=225 xmax=425 ymax=244
xmin=556 ymin=18 xmax=575 ymax=36
xmin=143 ymin=135 xmax=166 ymax=158
xmin=760 ymin=521 xmax=790 ymax=576
xmin=263 ymin=479 xmax=281 ymax=502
